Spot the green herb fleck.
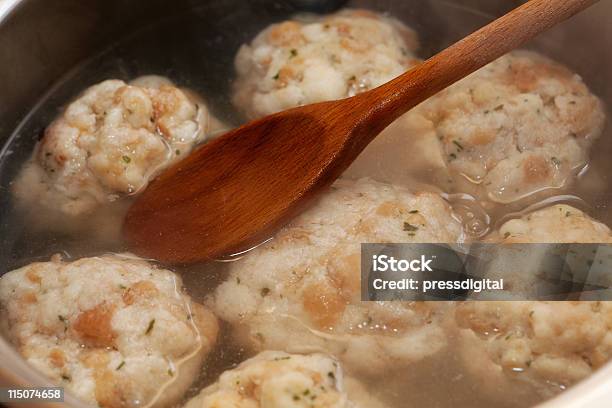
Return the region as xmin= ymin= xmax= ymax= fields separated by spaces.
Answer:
xmin=408 ymin=210 xmax=419 ymax=214
xmin=116 ymin=361 xmax=125 ymax=370
xmin=290 ymin=49 xmax=298 ymax=57
xmin=449 ymin=153 xmax=457 ymax=160
xmin=261 ymin=287 xmax=270 ymax=297
xmin=452 ymin=140 xmax=464 ymax=151
xmin=61 ymin=374 xmax=71 ymax=382
xmin=272 ymin=72 xmax=280 ymax=80
xmin=551 ymin=156 xmax=561 ymax=166
xmin=122 ymin=155 xmax=131 ymax=164
xmin=328 ymin=371 xmax=336 ymax=380
xmin=167 ymin=368 xmax=173 ymax=376
xmin=145 ymin=319 xmax=155 ymax=335
xmin=175 ymin=149 xmax=181 ymax=156
xmin=58 ymin=315 xmax=67 ymax=323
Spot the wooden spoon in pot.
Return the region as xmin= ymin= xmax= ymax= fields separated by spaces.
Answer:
xmin=124 ymin=0 xmax=598 ymax=263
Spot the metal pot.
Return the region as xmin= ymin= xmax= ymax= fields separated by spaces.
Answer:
xmin=0 ymin=0 xmax=610 ymax=407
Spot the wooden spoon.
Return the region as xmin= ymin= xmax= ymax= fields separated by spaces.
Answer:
xmin=123 ymin=0 xmax=598 ymax=263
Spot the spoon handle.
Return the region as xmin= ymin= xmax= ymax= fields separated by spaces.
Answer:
xmin=354 ymin=0 xmax=599 ymax=130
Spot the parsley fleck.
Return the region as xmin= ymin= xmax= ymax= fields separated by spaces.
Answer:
xmin=145 ymin=319 xmax=155 ymax=335
xmin=290 ymin=49 xmax=298 ymax=57
xmin=116 ymin=361 xmax=125 ymax=370
xmin=122 ymin=155 xmax=131 ymax=164
xmin=272 ymin=72 xmax=280 ymax=80
xmin=452 ymin=140 xmax=464 ymax=151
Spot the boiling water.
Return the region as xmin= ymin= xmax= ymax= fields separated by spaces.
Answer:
xmin=0 ymin=2 xmax=610 ymax=408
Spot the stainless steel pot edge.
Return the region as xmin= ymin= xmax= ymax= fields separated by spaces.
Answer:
xmin=539 ymin=362 xmax=612 ymax=408
xmin=0 ymin=0 xmax=20 ymax=20
xmin=0 ymin=2 xmax=91 ymax=404
xmin=0 ymin=337 xmax=89 ymax=407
